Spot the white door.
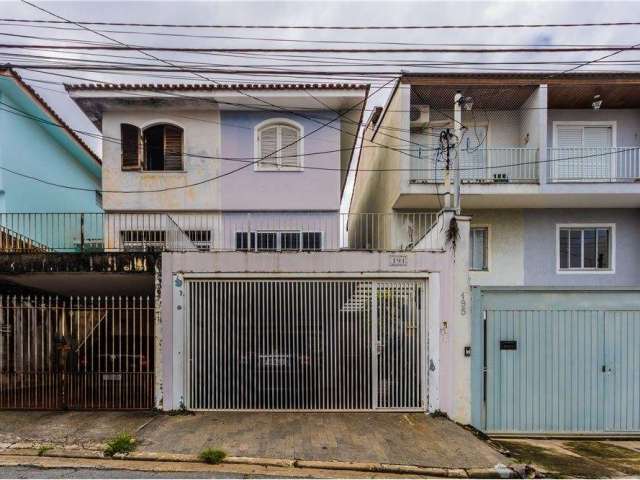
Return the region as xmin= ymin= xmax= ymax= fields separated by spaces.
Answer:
xmin=461 ymin=126 xmax=488 ymax=181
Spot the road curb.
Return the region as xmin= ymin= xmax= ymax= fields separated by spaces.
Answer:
xmin=0 ymin=445 xmax=523 ymax=478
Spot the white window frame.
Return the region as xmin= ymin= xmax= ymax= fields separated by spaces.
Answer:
xmin=552 ymin=121 xmax=617 ymax=180
xmin=555 ymin=223 xmax=616 ymax=274
xmin=254 ymin=118 xmax=304 ymax=171
xmin=470 ymin=225 xmax=490 ymax=272
xmin=234 ymin=229 xmax=323 ymax=252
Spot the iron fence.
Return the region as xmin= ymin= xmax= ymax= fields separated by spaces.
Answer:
xmin=0 ymin=212 xmax=440 ymax=253
xmin=0 ymin=295 xmax=154 ymax=410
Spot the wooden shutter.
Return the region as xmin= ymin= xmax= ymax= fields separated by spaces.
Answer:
xmin=280 ymin=125 xmax=301 ymax=168
xmin=163 ymin=125 xmax=183 ymax=170
xmin=259 ymin=126 xmax=278 ymax=168
xmin=121 ymin=123 xmax=141 ymax=170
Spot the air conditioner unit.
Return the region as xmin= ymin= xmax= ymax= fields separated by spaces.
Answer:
xmin=410 ymin=105 xmax=430 ymax=128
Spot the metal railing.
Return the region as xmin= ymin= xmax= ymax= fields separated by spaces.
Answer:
xmin=547 ymin=146 xmax=640 ymax=182
xmin=410 ymin=147 xmax=539 ymax=183
xmin=0 ymin=295 xmax=154 ymax=410
xmin=0 ymin=212 xmax=440 ymax=254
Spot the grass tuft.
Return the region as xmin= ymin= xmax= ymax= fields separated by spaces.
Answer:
xmin=104 ymin=432 xmax=136 ymax=457
xmin=37 ymin=445 xmax=53 ymax=456
xmin=199 ymin=448 xmax=227 ymax=465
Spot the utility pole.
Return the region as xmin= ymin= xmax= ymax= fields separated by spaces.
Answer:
xmin=442 ymin=129 xmax=452 ymax=209
xmin=453 ymin=91 xmax=463 ymax=213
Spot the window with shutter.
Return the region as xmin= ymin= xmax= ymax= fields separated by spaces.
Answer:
xmin=121 ymin=123 xmax=141 ymax=170
xmin=163 ymin=125 xmax=183 ymax=170
xmin=256 ymin=120 xmax=303 ymax=170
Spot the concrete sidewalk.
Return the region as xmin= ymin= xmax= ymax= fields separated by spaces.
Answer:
xmin=0 ymin=411 xmax=507 ymax=470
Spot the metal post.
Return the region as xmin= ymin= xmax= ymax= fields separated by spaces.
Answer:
xmin=453 ymin=91 xmax=463 ymax=214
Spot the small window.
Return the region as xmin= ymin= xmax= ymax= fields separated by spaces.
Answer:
xmin=235 ymin=231 xmax=322 ymax=251
xmin=256 ymin=121 xmax=303 ymax=170
xmin=185 ymin=230 xmax=212 ymax=251
xmin=120 ymin=123 xmax=183 ymax=171
xmin=121 ymin=231 xmax=166 ymax=251
xmin=470 ymin=227 xmax=488 ymax=271
xmin=558 ymin=225 xmax=613 ymax=272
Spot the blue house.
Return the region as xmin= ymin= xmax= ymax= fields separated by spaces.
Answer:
xmin=0 ymin=68 xmax=102 ymax=250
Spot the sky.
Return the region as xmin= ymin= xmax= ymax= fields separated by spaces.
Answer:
xmin=1 ymin=0 xmax=639 ymax=207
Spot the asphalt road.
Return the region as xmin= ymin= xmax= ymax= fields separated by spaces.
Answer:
xmin=0 ymin=466 xmax=253 ymax=479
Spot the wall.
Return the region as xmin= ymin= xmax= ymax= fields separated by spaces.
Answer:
xmin=101 ymin=109 xmax=221 ymax=211
xmin=219 ymin=111 xmax=341 ymax=211
xmin=350 ymin=83 xmax=409 ymax=217
xmin=0 ymin=93 xmax=100 ymax=213
xmin=547 ymin=109 xmax=640 ymax=147
xmin=523 ymin=208 xmax=640 ymax=286
xmin=158 ymin=217 xmax=473 ymax=424
xmin=468 ymin=209 xmax=525 ymax=287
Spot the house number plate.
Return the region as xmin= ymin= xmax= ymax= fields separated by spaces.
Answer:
xmin=389 ymin=254 xmax=408 ymax=267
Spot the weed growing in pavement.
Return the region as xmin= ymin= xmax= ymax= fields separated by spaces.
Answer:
xmin=104 ymin=432 xmax=136 ymax=457
xmin=199 ymin=448 xmax=227 ymax=464
xmin=37 ymin=445 xmax=53 ymax=456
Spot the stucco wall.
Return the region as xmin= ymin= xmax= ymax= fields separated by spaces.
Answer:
xmin=0 ymin=92 xmax=100 ymax=213
xmin=523 ymin=208 xmax=640 ymax=286
xmin=547 ymin=109 xmax=640 ymax=147
xmin=219 ymin=111 xmax=341 ymax=211
xmin=468 ymin=209 xmax=525 ymax=287
xmin=350 ymin=83 xmax=410 ymax=216
xmin=101 ymin=109 xmax=221 ymax=211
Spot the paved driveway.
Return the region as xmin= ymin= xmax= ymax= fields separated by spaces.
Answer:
xmin=0 ymin=411 xmax=506 ymax=469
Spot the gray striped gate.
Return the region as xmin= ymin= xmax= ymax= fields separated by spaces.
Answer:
xmin=183 ymin=278 xmax=427 ymax=411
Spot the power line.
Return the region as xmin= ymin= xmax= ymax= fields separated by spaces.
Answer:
xmin=2 ymin=18 xmax=640 ymax=29
xmin=4 ymin=44 xmax=640 ymax=53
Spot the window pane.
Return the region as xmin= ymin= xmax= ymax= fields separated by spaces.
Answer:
xmin=569 ymin=229 xmax=582 ymax=268
xmin=235 ymin=232 xmax=249 ymax=251
xmin=470 ymin=228 xmax=487 ymax=271
xmin=302 ymin=232 xmax=322 ymax=251
xmin=281 ymin=232 xmax=300 ymax=251
xmin=583 ymin=229 xmax=596 ymax=268
xmin=256 ymin=232 xmax=277 ymax=251
xmin=597 ymin=229 xmax=610 ymax=269
xmin=559 ymin=229 xmax=569 ymax=269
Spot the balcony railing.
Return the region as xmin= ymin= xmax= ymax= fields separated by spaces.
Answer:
xmin=547 ymin=146 xmax=640 ymax=182
xmin=0 ymin=212 xmax=440 ymax=254
xmin=410 ymin=147 xmax=539 ymax=183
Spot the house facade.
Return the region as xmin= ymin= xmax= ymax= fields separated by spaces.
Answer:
xmin=351 ymin=72 xmax=640 ymax=435
xmin=0 ymin=69 xmax=102 ymax=251
xmin=46 ymin=82 xmax=470 ymax=421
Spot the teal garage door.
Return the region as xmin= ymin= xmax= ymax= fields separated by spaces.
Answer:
xmin=479 ymin=290 xmax=640 ymax=434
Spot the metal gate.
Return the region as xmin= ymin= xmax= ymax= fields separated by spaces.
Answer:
xmin=485 ymin=306 xmax=640 ymax=434
xmin=0 ymin=295 xmax=154 ymax=410
xmin=184 ymin=279 xmax=426 ymax=411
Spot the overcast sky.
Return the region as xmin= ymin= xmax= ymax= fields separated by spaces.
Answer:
xmin=2 ymin=1 xmax=639 ymax=169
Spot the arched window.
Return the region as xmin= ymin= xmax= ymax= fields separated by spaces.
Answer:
xmin=120 ymin=123 xmax=183 ymax=171
xmin=255 ymin=120 xmax=303 ymax=170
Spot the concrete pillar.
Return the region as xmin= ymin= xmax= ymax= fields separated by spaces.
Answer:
xmin=538 ymin=84 xmax=549 ymax=185
xmin=437 ymin=212 xmax=472 ymax=424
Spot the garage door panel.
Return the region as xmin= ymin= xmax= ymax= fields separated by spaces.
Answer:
xmin=606 ymin=311 xmax=640 ymax=432
xmin=486 ymin=309 xmax=607 ymax=433
xmin=184 ymin=279 xmax=425 ymax=411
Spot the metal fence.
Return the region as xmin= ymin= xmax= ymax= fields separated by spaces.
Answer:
xmin=547 ymin=147 xmax=640 ymax=182
xmin=184 ymin=279 xmax=425 ymax=411
xmin=0 ymin=212 xmax=440 ymax=253
xmin=0 ymin=295 xmax=154 ymax=410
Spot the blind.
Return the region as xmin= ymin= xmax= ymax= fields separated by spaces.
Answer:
xmin=259 ymin=126 xmax=278 ymax=168
xmin=280 ymin=126 xmax=301 ymax=168
xmin=583 ymin=126 xmax=612 ymax=148
xmin=556 ymin=126 xmax=583 ymax=148
xmin=163 ymin=125 xmax=184 ymax=171
xmin=121 ymin=123 xmax=141 ymax=170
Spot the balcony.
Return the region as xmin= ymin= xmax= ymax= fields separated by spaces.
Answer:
xmin=547 ymin=147 xmax=640 ymax=183
xmin=410 ymin=147 xmax=539 ymax=184
xmin=0 ymin=212 xmax=440 ymax=254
